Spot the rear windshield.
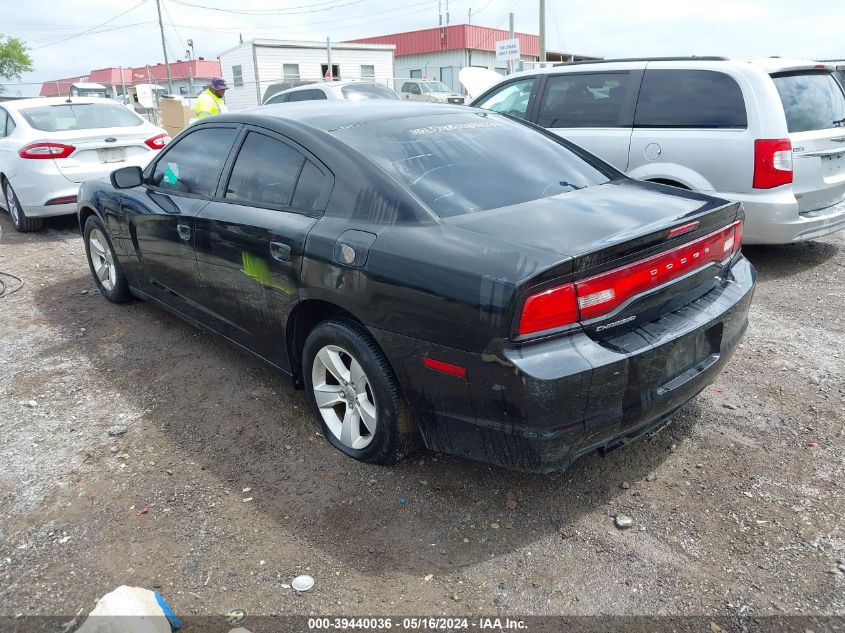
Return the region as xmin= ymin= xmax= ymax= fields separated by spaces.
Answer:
xmin=772 ymin=72 xmax=845 ymax=133
xmin=333 ymin=112 xmax=611 ymax=217
xmin=340 ymin=84 xmax=399 ymax=101
xmin=20 ymin=103 xmax=143 ymax=132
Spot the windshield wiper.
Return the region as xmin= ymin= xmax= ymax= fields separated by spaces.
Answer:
xmin=833 ymin=117 xmax=845 ymax=127
xmin=559 ymin=180 xmax=583 ymax=190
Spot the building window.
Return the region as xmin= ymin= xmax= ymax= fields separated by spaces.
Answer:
xmin=361 ymin=64 xmax=375 ymax=79
xmin=283 ymin=64 xmax=300 ymax=81
xmin=179 ymin=86 xmax=188 ymax=95
xmin=410 ymin=69 xmax=422 ymax=79
xmin=232 ymin=65 xmax=243 ymax=87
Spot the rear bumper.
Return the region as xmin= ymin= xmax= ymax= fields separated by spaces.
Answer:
xmin=371 ymin=256 xmax=756 ymax=473
xmin=728 ymin=189 xmax=845 ymax=244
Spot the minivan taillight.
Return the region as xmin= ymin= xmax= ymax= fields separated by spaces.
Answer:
xmin=18 ymin=143 xmax=76 ymax=159
xmin=517 ymin=221 xmax=743 ymax=336
xmin=753 ymin=138 xmax=792 ymax=189
xmin=144 ymin=133 xmax=170 ymax=150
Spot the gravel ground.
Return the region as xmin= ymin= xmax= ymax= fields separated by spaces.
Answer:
xmin=0 ymin=212 xmax=843 ymax=621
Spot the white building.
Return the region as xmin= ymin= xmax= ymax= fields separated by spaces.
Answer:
xmin=218 ymin=39 xmax=396 ymax=110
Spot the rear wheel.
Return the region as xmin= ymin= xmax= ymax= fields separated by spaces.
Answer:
xmin=3 ymin=179 xmax=43 ymax=232
xmin=83 ymin=215 xmax=131 ymax=303
xmin=303 ymin=319 xmax=417 ymax=465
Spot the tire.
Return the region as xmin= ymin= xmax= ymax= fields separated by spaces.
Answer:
xmin=303 ymin=318 xmax=417 ymax=465
xmin=3 ymin=178 xmax=43 ymax=232
xmin=83 ymin=215 xmax=132 ymax=303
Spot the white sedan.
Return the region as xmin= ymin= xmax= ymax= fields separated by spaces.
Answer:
xmin=0 ymin=97 xmax=169 ymax=232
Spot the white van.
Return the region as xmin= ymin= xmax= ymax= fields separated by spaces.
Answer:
xmin=470 ymin=57 xmax=845 ymax=244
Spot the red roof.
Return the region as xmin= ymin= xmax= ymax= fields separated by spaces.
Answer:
xmin=40 ymin=60 xmax=221 ymax=96
xmin=347 ymin=24 xmax=539 ymax=58
xmin=39 ymin=77 xmax=83 ymax=97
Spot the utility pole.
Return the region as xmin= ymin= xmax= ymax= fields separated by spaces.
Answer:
xmin=508 ymin=12 xmax=514 ymax=75
xmin=539 ymin=0 xmax=546 ymax=63
xmin=119 ymin=65 xmax=128 ymax=101
xmin=326 ymin=37 xmax=332 ymax=80
xmin=468 ymin=8 xmax=471 ymax=24
xmin=155 ymin=0 xmax=174 ymax=94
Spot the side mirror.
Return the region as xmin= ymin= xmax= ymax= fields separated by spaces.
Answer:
xmin=110 ymin=165 xmax=143 ymax=189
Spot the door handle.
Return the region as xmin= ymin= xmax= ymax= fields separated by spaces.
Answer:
xmin=176 ymin=223 xmax=191 ymax=241
xmin=270 ymin=241 xmax=291 ymax=262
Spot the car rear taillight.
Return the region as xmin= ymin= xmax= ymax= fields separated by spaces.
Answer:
xmin=518 ymin=283 xmax=579 ymax=336
xmin=144 ymin=133 xmax=170 ymax=150
xmin=753 ymin=138 xmax=792 ymax=189
xmin=18 ymin=143 xmax=76 ymax=159
xmin=517 ymin=221 xmax=744 ymax=336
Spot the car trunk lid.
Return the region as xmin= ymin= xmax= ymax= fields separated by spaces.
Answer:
xmin=46 ymin=127 xmax=157 ymax=183
xmin=446 ymin=180 xmax=743 ymax=340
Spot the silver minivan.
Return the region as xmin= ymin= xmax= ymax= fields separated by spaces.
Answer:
xmin=471 ymin=57 xmax=845 ymax=244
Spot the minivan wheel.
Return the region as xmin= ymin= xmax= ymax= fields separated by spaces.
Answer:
xmin=3 ymin=179 xmax=43 ymax=232
xmin=303 ymin=319 xmax=417 ymax=464
xmin=83 ymin=215 xmax=131 ymax=303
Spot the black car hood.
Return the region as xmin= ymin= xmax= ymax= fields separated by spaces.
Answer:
xmin=444 ymin=180 xmax=721 ymax=259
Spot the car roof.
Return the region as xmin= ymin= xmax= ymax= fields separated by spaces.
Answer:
xmin=748 ymin=57 xmax=835 ymax=74
xmin=2 ymin=97 xmax=115 ymax=111
xmin=213 ymin=100 xmax=476 ymax=133
xmin=278 ymin=81 xmax=385 ymax=95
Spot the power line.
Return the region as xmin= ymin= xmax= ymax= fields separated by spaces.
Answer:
xmin=32 ymin=1 xmax=149 ymax=49
xmin=168 ymin=0 xmax=363 ymax=15
xmin=28 ymin=21 xmax=156 ymax=45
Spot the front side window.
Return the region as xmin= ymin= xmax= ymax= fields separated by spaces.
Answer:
xmin=634 ymin=69 xmax=748 ymax=129
xmin=772 ymin=71 xmax=845 ymax=133
xmin=225 ymin=132 xmax=304 ymax=207
xmin=20 ymin=103 xmax=143 ymax=132
xmin=265 ymin=93 xmax=289 ymax=105
xmin=232 ymin=65 xmax=243 ymax=87
xmin=537 ymin=72 xmax=632 ymax=128
xmin=333 ymin=112 xmax=611 ymax=218
xmin=476 ymin=78 xmax=535 ymax=119
xmin=150 ymin=126 xmax=238 ymax=198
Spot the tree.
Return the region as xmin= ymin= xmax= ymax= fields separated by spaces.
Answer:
xmin=0 ymin=36 xmax=34 ymax=94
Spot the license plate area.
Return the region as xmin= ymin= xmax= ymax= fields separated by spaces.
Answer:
xmin=656 ymin=322 xmax=723 ymax=395
xmin=97 ymin=147 xmax=127 ymax=164
xmin=822 ymin=152 xmax=845 ymax=178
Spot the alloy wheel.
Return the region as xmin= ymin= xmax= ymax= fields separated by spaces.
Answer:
xmin=311 ymin=344 xmax=377 ymax=450
xmin=5 ymin=182 xmax=20 ymax=224
xmin=88 ymin=228 xmax=117 ymax=292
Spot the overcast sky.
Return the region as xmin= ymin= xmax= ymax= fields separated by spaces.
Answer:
xmin=4 ymin=0 xmax=844 ymax=96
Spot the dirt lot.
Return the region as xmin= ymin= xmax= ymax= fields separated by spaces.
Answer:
xmin=0 ymin=211 xmax=843 ymax=622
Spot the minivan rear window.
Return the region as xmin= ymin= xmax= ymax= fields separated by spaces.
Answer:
xmin=333 ymin=112 xmax=611 ymax=217
xmin=772 ymin=71 xmax=845 ymax=133
xmin=634 ymin=70 xmax=747 ymax=129
xmin=20 ymin=103 xmax=143 ymax=132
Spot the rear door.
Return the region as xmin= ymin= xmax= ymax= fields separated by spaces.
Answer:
xmin=193 ymin=127 xmax=332 ymax=370
xmin=16 ymin=102 xmax=162 ymax=183
xmin=532 ymin=68 xmax=642 ymax=170
xmin=123 ymin=124 xmax=240 ymax=321
xmin=627 ymin=67 xmax=751 ymax=193
xmin=771 ymin=70 xmax=845 ymax=212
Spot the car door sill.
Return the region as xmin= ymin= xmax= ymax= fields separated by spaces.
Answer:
xmin=128 ymin=286 xmax=296 ymax=385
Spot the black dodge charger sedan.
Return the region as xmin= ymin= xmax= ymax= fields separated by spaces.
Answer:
xmin=78 ymin=101 xmax=755 ymax=473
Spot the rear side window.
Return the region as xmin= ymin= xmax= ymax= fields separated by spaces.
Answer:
xmin=476 ymin=78 xmax=535 ymax=120
xmin=150 ymin=127 xmax=238 ymax=198
xmin=772 ymin=72 xmax=845 ymax=133
xmin=20 ymin=103 xmax=143 ymax=132
xmin=0 ymin=108 xmax=8 ymax=138
xmin=225 ymin=132 xmax=305 ymax=207
xmin=341 ymin=84 xmax=399 ymax=100
xmin=291 ymin=160 xmax=325 ymax=210
xmin=634 ymin=70 xmax=747 ymax=129
xmin=537 ymin=73 xmax=632 ymax=128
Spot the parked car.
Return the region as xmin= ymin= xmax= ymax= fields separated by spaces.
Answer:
xmin=0 ymin=97 xmax=169 ymax=232
xmin=78 ymin=102 xmax=755 ymax=473
xmin=262 ymin=80 xmax=318 ymax=104
xmin=470 ymin=57 xmax=845 ymax=244
xmin=399 ymin=80 xmax=466 ymax=104
xmin=262 ymin=81 xmax=399 ymax=105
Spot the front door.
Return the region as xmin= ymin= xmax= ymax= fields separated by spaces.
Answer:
xmin=193 ymin=128 xmax=331 ymax=371
xmin=534 ymin=70 xmax=641 ymax=171
xmin=124 ymin=124 xmax=240 ymax=321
